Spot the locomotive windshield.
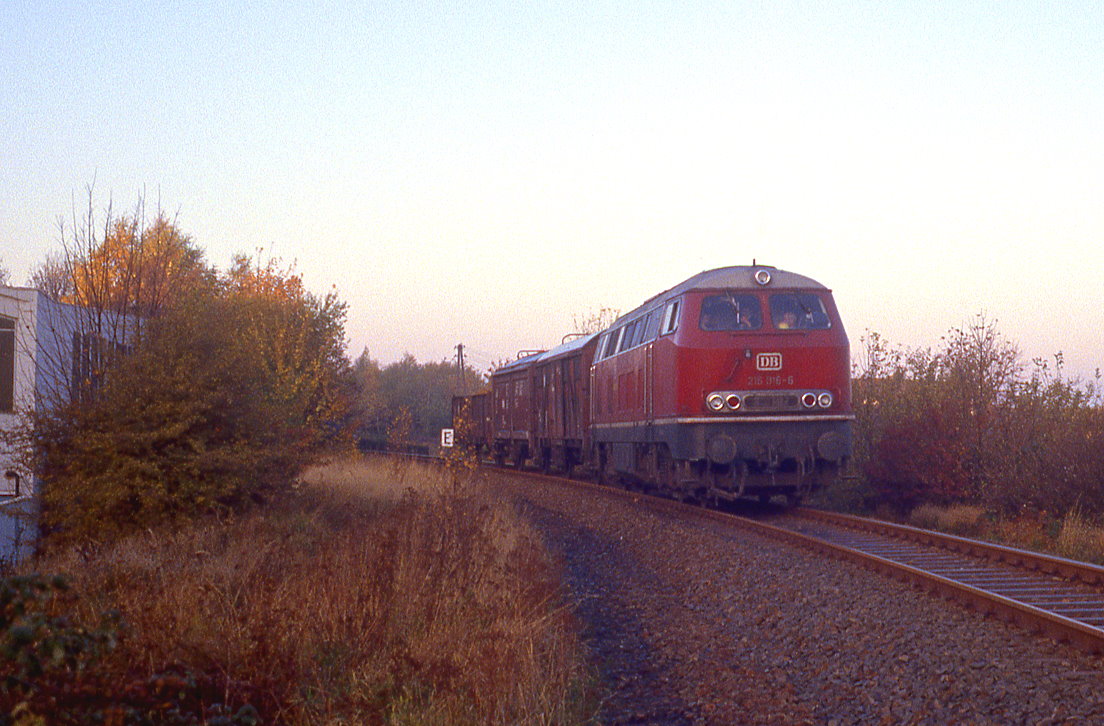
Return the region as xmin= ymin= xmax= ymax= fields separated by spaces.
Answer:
xmin=699 ymin=294 xmax=762 ymax=331
xmin=769 ymin=292 xmax=831 ymax=330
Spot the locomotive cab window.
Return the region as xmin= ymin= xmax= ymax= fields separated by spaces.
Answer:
xmin=769 ymin=292 xmax=831 ymax=330
xmin=699 ymin=293 xmax=762 ymax=331
xmin=660 ymin=300 xmax=681 ymax=335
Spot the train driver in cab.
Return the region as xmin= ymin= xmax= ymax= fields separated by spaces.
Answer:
xmin=700 ymin=295 xmax=761 ymax=331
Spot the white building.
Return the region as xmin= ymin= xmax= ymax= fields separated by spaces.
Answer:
xmin=0 ymin=286 xmax=118 ymax=562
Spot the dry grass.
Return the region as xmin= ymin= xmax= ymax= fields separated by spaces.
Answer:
xmin=19 ymin=456 xmax=595 ymax=724
xmin=908 ymin=503 xmax=986 ymax=536
xmin=908 ymin=502 xmax=1104 ymax=565
xmin=987 ymin=514 xmax=1053 ymax=553
xmin=1055 ymin=507 xmax=1104 ymax=563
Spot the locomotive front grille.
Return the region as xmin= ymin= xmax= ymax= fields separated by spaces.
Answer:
xmin=743 ymin=393 xmax=802 ymax=412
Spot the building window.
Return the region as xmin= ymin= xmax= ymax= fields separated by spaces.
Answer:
xmin=70 ymin=331 xmax=128 ymax=402
xmin=72 ymin=332 xmax=103 ymax=402
xmin=0 ymin=318 xmax=13 ymax=413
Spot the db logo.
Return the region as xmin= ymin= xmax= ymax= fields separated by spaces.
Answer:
xmin=756 ymin=352 xmax=783 ymax=371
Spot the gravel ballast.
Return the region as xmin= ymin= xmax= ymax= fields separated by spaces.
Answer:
xmin=494 ymin=473 xmax=1104 ymax=725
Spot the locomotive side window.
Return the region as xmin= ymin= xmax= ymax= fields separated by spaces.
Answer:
xmin=596 ymin=332 xmax=613 ymax=360
xmin=660 ymin=300 xmax=681 ymax=335
xmin=626 ymin=318 xmax=646 ymax=349
xmin=609 ymin=327 xmax=625 ymax=355
xmin=618 ymin=321 xmax=638 ymax=353
xmin=699 ymin=293 xmax=762 ymax=331
xmin=601 ymin=330 xmax=618 ymax=359
xmin=643 ymin=308 xmax=661 ymax=342
xmin=769 ymin=292 xmax=831 ymax=330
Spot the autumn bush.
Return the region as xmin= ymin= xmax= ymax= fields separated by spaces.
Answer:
xmin=847 ymin=316 xmax=1104 ymax=524
xmin=27 ymin=276 xmax=349 ymax=548
xmin=4 ymin=457 xmax=593 ymax=724
xmin=10 ymin=200 xmax=351 ymax=547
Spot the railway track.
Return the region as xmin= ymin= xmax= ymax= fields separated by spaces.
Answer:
xmin=763 ymin=508 xmax=1104 ymax=654
xmin=391 ymin=453 xmax=1104 ymax=654
xmin=492 ymin=467 xmax=1104 ymax=654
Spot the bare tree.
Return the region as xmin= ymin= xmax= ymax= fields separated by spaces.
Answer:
xmin=572 ymin=307 xmax=621 ymax=335
xmin=30 ymin=252 xmax=72 ymax=300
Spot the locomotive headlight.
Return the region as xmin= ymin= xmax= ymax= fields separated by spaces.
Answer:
xmin=801 ymin=392 xmax=817 ymax=408
xmin=725 ymin=394 xmax=741 ymax=410
xmin=818 ymin=392 xmax=833 ymax=408
xmin=706 ymin=393 xmax=726 ymax=412
xmin=754 ymin=268 xmax=772 ymax=286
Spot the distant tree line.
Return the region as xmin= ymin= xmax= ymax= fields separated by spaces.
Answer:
xmin=849 ymin=316 xmax=1104 ymax=518
xmin=349 ymin=351 xmax=485 ymax=453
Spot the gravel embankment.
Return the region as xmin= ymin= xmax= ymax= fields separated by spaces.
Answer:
xmin=493 ymin=473 xmax=1104 ymax=725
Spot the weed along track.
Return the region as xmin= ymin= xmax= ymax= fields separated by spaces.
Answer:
xmin=484 ymin=466 xmax=1104 ymax=724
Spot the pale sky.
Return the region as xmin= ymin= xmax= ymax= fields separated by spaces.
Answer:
xmin=3 ymin=2 xmax=1102 ymax=380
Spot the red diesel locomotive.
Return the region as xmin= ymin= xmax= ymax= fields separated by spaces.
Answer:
xmin=452 ymin=264 xmax=852 ymax=503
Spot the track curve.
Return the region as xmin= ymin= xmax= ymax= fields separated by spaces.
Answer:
xmin=767 ymin=508 xmax=1104 ymax=654
xmin=497 ymin=465 xmax=1104 ymax=654
xmin=395 ymin=454 xmax=1104 ymax=654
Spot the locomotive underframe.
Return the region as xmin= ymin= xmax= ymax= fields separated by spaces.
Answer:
xmin=591 ymin=416 xmax=852 ymax=498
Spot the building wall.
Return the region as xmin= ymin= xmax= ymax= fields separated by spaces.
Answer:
xmin=1 ymin=287 xmax=41 ymax=486
xmin=32 ymin=294 xmax=85 ymax=415
xmin=0 ymin=287 xmax=90 ymax=561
